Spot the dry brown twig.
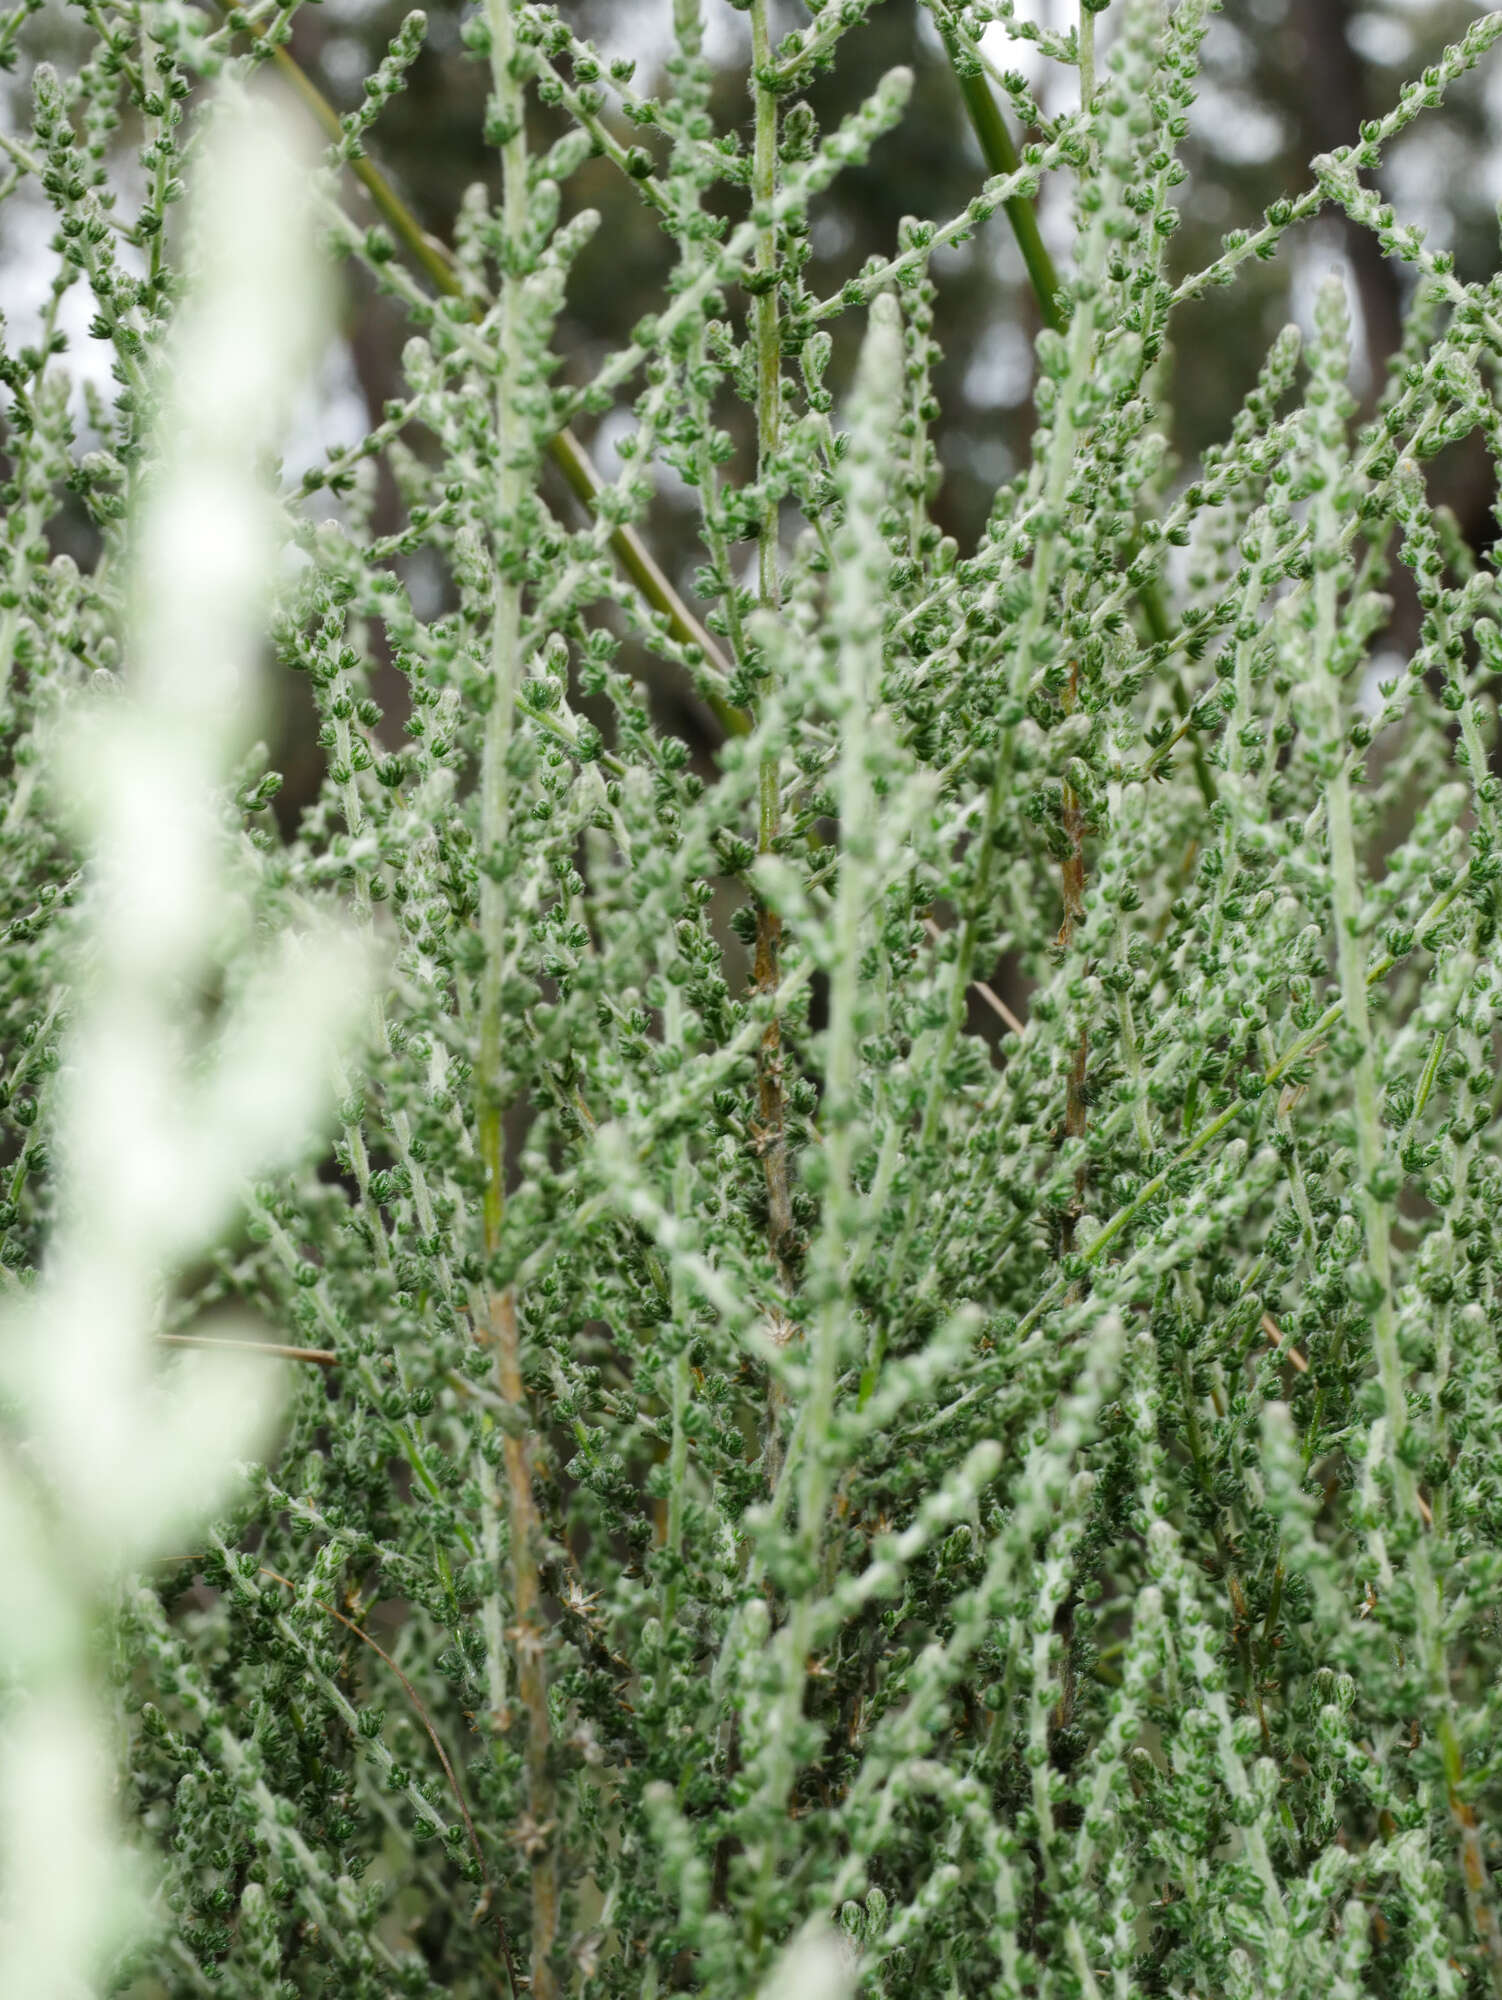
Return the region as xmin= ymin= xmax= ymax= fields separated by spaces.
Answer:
xmin=922 ymin=917 xmax=1026 ymax=1037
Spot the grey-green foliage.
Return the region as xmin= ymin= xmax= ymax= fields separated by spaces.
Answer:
xmin=5 ymin=0 xmax=1502 ymax=1996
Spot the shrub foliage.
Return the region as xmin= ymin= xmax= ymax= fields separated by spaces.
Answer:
xmin=6 ymin=1 xmax=1502 ymax=1995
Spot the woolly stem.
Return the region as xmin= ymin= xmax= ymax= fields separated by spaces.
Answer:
xmin=1079 ymin=7 xmax=1096 ymax=123
xmin=1058 ymin=661 xmax=1090 ymax=1251
xmin=749 ymin=0 xmax=796 ymax=1486
xmin=479 ymin=9 xmax=558 ymax=1994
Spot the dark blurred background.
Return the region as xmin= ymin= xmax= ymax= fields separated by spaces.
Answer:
xmin=281 ymin=0 xmax=1500 ymax=535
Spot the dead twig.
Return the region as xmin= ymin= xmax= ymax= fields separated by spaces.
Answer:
xmin=1260 ymin=1313 xmax=1309 ymax=1375
xmin=157 ymin=1332 xmax=338 ymax=1368
xmin=922 ymin=917 xmax=1026 ymax=1036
